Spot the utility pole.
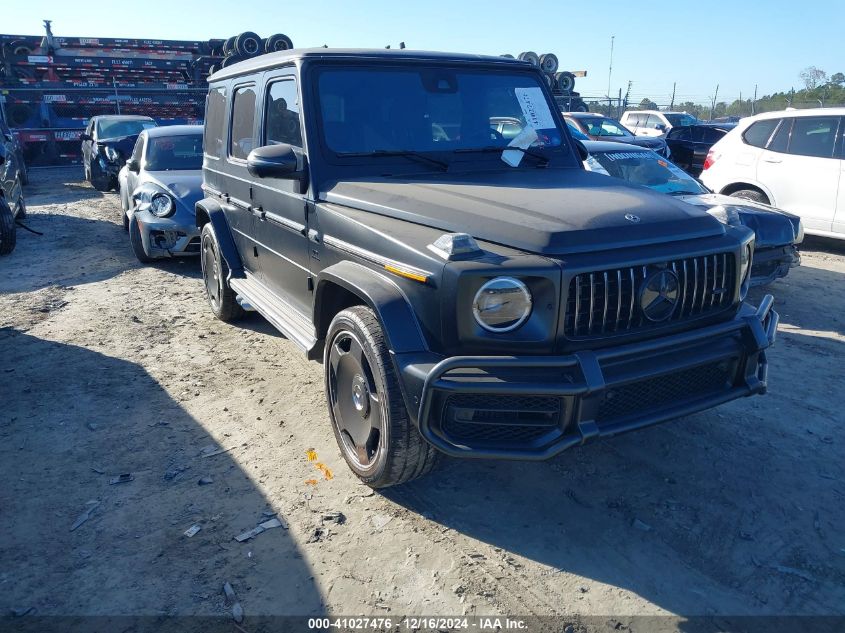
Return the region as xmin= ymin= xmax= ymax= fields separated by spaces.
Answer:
xmin=670 ymin=82 xmax=676 ymax=110
xmin=607 ymin=35 xmax=615 ymax=101
xmin=752 ymin=84 xmax=757 ymax=115
xmin=710 ymin=83 xmax=719 ymax=120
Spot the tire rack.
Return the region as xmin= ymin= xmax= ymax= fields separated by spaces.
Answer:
xmin=0 ymin=32 xmax=225 ymax=166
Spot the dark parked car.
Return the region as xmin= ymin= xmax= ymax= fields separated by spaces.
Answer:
xmin=118 ymin=125 xmax=204 ymax=262
xmin=196 ymin=48 xmax=777 ymax=488
xmin=81 ymin=115 xmax=157 ymax=191
xmin=582 ymin=141 xmax=801 ymax=285
xmin=563 ymin=112 xmax=670 ymax=158
xmin=665 ymin=123 xmax=736 ymax=175
xmin=0 ymin=118 xmax=28 ymax=186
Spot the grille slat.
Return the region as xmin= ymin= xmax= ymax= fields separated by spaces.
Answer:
xmin=565 ymin=252 xmax=736 ymax=339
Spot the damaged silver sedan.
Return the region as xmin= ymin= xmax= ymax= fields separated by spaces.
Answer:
xmin=118 ymin=125 xmax=204 ymax=263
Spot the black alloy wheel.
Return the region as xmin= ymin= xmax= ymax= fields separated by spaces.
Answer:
xmin=327 ymin=329 xmax=384 ymax=470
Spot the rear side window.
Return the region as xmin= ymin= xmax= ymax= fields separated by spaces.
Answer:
xmin=787 ymin=116 xmax=838 ymax=158
xmin=264 ymin=79 xmax=302 ymax=147
xmin=204 ymin=86 xmax=227 ymax=158
xmin=668 ymin=127 xmax=690 ymax=140
xmin=768 ymin=119 xmax=792 ymax=153
xmin=742 ymin=119 xmax=779 ymax=148
xmin=229 ymin=85 xmax=257 ymax=160
xmin=702 ymin=127 xmax=725 ymax=143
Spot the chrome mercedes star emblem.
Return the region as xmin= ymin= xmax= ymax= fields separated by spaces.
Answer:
xmin=625 ymin=213 xmax=641 ymax=223
xmin=640 ymin=269 xmax=680 ymax=322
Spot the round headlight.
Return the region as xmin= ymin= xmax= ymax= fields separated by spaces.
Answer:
xmin=472 ymin=277 xmax=532 ymax=332
xmin=150 ymin=193 xmax=175 ymax=217
xmin=740 ymin=243 xmax=753 ymax=283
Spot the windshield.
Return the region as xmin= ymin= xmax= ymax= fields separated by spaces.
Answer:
xmin=664 ymin=113 xmax=698 ymax=127
xmin=145 ymin=134 xmax=203 ymax=171
xmin=581 ymin=117 xmax=632 ymax=138
xmin=588 ymin=149 xmax=708 ymax=195
xmin=97 ymin=118 xmax=157 ymax=140
xmin=317 ymin=66 xmax=573 ymax=168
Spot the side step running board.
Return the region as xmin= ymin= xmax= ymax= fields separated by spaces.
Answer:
xmin=230 ymin=274 xmax=317 ymax=353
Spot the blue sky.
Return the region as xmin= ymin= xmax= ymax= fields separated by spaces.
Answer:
xmin=6 ymin=0 xmax=843 ymax=106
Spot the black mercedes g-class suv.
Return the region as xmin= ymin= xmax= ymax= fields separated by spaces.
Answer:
xmin=196 ymin=49 xmax=778 ymax=488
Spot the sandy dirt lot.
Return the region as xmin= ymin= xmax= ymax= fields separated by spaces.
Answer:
xmin=1 ymin=168 xmax=844 ymax=631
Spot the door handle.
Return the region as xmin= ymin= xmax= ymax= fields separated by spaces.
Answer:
xmin=762 ymin=156 xmax=782 ymax=164
xmin=307 ymin=229 xmax=320 ymax=243
xmin=252 ymin=206 xmax=266 ymax=220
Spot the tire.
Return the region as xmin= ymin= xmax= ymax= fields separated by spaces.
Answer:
xmin=539 ymin=53 xmax=559 ymax=73
xmin=325 ymin=306 xmax=440 ymax=488
xmin=15 ymin=195 xmax=26 ymax=219
xmin=235 ymin=31 xmax=262 ymax=57
xmin=200 ymin=222 xmax=244 ymax=322
xmin=730 ymin=189 xmax=768 ymax=204
xmin=90 ymin=160 xmax=110 ymax=192
xmin=19 ymin=162 xmax=28 ymax=186
xmin=555 ymin=71 xmax=575 ymax=93
xmin=0 ymin=197 xmax=16 ymax=256
xmin=223 ymin=36 xmax=236 ymax=56
xmin=572 ymin=100 xmax=589 ymax=113
xmin=542 ymin=72 xmax=553 ymax=88
xmin=265 ymin=33 xmax=294 ymax=53
xmin=128 ymin=213 xmax=154 ymax=263
xmin=119 ymin=186 xmax=130 ymax=231
xmin=221 ymin=54 xmax=243 ymax=68
xmin=517 ymin=51 xmax=540 ymax=67
xmin=208 ymin=64 xmax=218 ymax=75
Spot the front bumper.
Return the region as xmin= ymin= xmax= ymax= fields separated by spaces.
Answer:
xmin=135 ymin=211 xmax=201 ymax=258
xmin=402 ymin=296 xmax=778 ymax=459
xmin=750 ymin=244 xmax=799 ymax=287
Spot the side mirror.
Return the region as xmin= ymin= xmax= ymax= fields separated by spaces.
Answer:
xmin=126 ymin=158 xmax=140 ymax=172
xmin=574 ymin=139 xmax=589 ymax=162
xmin=246 ymin=144 xmax=303 ymax=179
xmin=655 ymin=124 xmax=667 ymax=132
xmin=80 ymin=133 xmax=92 ymax=142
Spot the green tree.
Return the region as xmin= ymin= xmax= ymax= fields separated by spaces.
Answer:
xmin=829 ymin=72 xmax=845 ymax=87
xmin=638 ymin=97 xmax=658 ymax=110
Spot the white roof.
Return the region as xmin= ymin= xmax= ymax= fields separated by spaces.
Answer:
xmin=747 ymin=107 xmax=845 ymax=120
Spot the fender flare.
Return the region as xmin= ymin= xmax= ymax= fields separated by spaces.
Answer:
xmin=195 ymin=197 xmax=245 ymax=279
xmin=314 ymin=260 xmax=429 ymax=354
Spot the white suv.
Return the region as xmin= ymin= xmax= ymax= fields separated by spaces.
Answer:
xmin=620 ymin=110 xmax=698 ymax=137
xmin=700 ymin=108 xmax=845 ymax=239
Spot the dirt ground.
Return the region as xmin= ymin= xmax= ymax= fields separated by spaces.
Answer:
xmin=1 ymin=168 xmax=844 ymax=631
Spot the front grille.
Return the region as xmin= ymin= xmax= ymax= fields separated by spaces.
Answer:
xmin=441 ymin=394 xmax=562 ymax=445
xmin=564 ymin=253 xmax=735 ymax=338
xmin=595 ymin=360 xmax=736 ymax=424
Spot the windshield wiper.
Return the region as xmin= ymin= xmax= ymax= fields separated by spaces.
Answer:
xmin=336 ymin=150 xmax=448 ymax=171
xmin=452 ymin=145 xmax=549 ymax=166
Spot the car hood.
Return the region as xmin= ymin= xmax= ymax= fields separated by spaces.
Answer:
xmin=322 ymin=169 xmax=724 ymax=256
xmin=676 ymin=192 xmax=801 ymax=247
xmin=98 ymin=135 xmax=140 ymax=156
xmin=143 ymin=170 xmax=203 ymax=214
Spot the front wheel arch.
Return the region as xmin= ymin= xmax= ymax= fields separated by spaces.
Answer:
xmin=313 ymin=261 xmax=430 ymax=360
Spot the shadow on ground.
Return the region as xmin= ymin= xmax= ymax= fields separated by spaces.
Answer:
xmin=0 ymin=328 xmax=324 ymax=625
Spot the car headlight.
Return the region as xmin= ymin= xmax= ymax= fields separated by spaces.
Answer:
xmin=149 ymin=193 xmax=175 ymax=218
xmin=740 ymin=243 xmax=753 ymax=283
xmin=472 ymin=277 xmax=532 ymax=332
xmin=795 ymin=219 xmax=804 ymax=244
xmin=103 ymin=145 xmax=119 ymax=162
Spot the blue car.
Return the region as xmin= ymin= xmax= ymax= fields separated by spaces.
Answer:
xmin=118 ymin=125 xmax=204 ymax=262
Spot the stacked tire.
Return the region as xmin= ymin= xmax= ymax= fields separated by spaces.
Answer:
xmin=505 ymin=51 xmax=588 ymax=113
xmin=216 ymin=31 xmax=294 ymax=71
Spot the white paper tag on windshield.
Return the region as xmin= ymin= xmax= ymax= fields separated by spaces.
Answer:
xmin=502 ymin=127 xmax=538 ymax=167
xmin=514 ymin=87 xmax=556 ymax=130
